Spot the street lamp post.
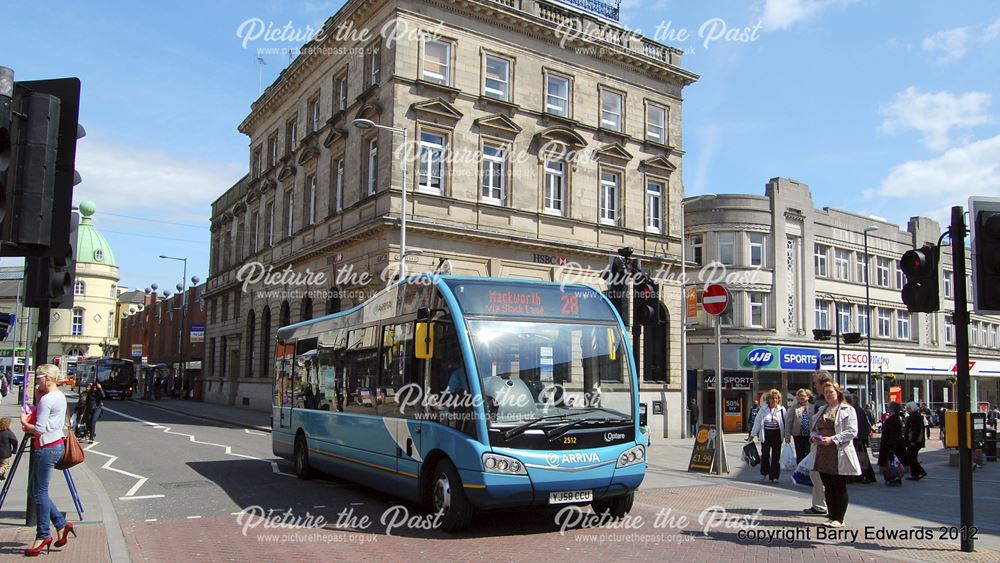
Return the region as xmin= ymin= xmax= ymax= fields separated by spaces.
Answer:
xmin=353 ymin=119 xmax=409 ymax=279
xmin=159 ymin=255 xmax=187 ymax=396
xmin=680 ymin=194 xmax=716 ymax=439
xmin=863 ymin=226 xmax=878 ymax=407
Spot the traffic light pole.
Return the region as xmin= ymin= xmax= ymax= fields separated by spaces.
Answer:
xmin=949 ymin=206 xmax=974 ymax=553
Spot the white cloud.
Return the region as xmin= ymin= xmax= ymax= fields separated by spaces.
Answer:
xmin=865 ymin=134 xmax=1000 ymax=224
xmin=921 ymin=27 xmax=969 ymax=62
xmin=879 ymin=87 xmax=993 ymax=152
xmin=758 ymin=0 xmax=859 ymax=30
xmin=73 ymin=139 xmax=244 ymax=224
xmin=985 ymin=17 xmax=1000 ymax=41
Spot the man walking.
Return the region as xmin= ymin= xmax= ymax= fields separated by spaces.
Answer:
xmin=904 ymin=402 xmax=927 ymax=480
xmin=919 ymin=403 xmax=933 ymax=439
xmin=688 ymin=398 xmax=700 ymax=437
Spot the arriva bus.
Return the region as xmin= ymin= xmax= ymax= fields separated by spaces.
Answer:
xmin=272 ymin=275 xmax=645 ymax=531
xmin=76 ymin=357 xmax=136 ymax=399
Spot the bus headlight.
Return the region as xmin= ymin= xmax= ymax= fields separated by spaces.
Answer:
xmin=616 ymin=445 xmax=646 ymax=469
xmin=482 ymin=453 xmax=526 ymax=475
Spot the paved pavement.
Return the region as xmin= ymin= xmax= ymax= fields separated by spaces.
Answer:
xmin=2 ymin=392 xmax=997 ymax=561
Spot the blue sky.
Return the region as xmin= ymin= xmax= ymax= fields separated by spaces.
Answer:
xmin=4 ymin=0 xmax=1000 ymax=290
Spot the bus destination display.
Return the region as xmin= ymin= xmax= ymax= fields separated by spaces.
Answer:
xmin=446 ymin=281 xmax=615 ymax=321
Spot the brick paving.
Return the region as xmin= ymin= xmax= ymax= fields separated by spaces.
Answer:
xmin=0 ymin=523 xmax=110 ymax=561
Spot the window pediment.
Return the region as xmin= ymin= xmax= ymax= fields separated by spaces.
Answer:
xmin=594 ymin=143 xmax=633 ymax=162
xmin=534 ymin=126 xmax=587 ymax=149
xmin=323 ymin=124 xmax=348 ymax=148
xmin=410 ymin=97 xmax=463 ymax=121
xmin=297 ymin=146 xmax=320 ymax=165
xmin=641 ymin=155 xmax=676 ymax=174
xmin=474 ymin=113 xmax=521 ymax=135
xmin=277 ymin=165 xmax=297 ymax=182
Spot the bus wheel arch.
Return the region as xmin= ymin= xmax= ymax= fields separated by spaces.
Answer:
xmin=293 ymin=430 xmax=312 ymax=480
xmin=421 ymin=453 xmax=473 ymax=532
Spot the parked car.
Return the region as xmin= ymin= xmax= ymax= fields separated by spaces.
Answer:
xmin=12 ymin=373 xmax=24 ymax=387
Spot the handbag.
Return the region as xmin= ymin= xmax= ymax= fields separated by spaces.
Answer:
xmin=55 ymin=430 xmax=85 ymax=470
xmin=742 ymin=441 xmax=761 ymax=467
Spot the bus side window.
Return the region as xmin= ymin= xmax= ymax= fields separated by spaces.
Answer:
xmin=426 ymin=320 xmax=476 ymax=437
xmin=378 ymin=322 xmax=416 ymax=418
xmin=343 ymin=327 xmax=378 ymax=414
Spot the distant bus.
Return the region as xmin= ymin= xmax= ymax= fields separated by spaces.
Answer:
xmin=273 ymin=275 xmax=645 ymax=531
xmin=0 ymin=347 xmax=30 ymax=376
xmin=76 ymin=357 xmax=136 ymax=399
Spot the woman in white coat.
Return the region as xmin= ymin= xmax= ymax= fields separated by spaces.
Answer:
xmin=807 ymin=380 xmax=861 ymax=528
xmin=749 ymin=389 xmax=788 ymax=483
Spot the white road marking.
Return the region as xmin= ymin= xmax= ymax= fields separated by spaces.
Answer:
xmin=245 ymin=429 xmax=268 ymax=436
xmin=145 ymin=519 xmax=158 ymax=522
xmin=84 ymin=441 xmax=152 ymax=499
xmin=103 ymin=406 xmax=294 ymax=478
xmin=187 ymin=515 xmax=202 ymax=519
xmin=120 ymin=495 xmax=165 ymax=501
xmin=313 ymin=505 xmax=326 ymax=508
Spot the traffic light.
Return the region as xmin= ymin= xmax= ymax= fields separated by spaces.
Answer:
xmin=1 ymin=68 xmax=12 ymax=231
xmin=603 ymin=255 xmax=629 ymax=322
xmin=900 ymin=245 xmax=940 ymax=313
xmin=24 ymin=212 xmax=77 ymax=309
xmin=970 ymin=197 xmax=1000 ymax=315
xmin=633 ymin=276 xmax=659 ymax=324
xmin=0 ymin=312 xmax=13 ymax=340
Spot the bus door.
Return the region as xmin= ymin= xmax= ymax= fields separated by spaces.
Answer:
xmin=276 ymin=341 xmax=295 ymax=430
xmin=376 ymin=322 xmax=420 ymax=488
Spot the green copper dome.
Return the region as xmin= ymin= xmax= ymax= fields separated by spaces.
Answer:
xmin=75 ymin=201 xmax=117 ymax=267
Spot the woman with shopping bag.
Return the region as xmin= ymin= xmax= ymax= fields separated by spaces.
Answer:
xmin=748 ymin=389 xmax=788 ymax=483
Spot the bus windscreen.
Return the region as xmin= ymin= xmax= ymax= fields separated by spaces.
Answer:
xmin=445 ymin=280 xmax=615 ymax=321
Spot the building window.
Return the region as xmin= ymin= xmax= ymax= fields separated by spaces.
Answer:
xmin=646 ymin=103 xmax=665 ymax=143
xmin=95 ymin=249 xmax=104 ymax=262
xmin=646 ymin=181 xmax=662 ymax=233
xmin=267 ymin=132 xmax=278 ymax=168
xmin=422 ymin=37 xmax=451 ymax=85
xmin=481 ymin=144 xmax=506 ymax=204
xmin=971 ymin=323 xmax=979 ymax=347
xmin=687 ymin=234 xmax=704 ymax=265
xmin=599 ymin=170 xmax=620 ymax=226
xmin=306 ymin=174 xmax=317 ymax=226
xmin=832 ymin=249 xmax=849 ymax=281
xmin=991 ymin=324 xmax=998 ymax=348
xmin=943 ymin=270 xmax=952 ymax=298
xmin=418 ymin=131 xmax=446 ymax=194
xmin=543 ymin=160 xmax=564 ymax=214
xmin=308 ymin=95 xmax=321 ymax=133
xmin=897 ymin=311 xmax=910 ymax=340
xmin=720 ymin=296 xmax=734 ymax=327
xmin=285 ymin=115 xmax=298 ymax=155
xmin=876 ymin=257 xmax=890 ymax=288
xmin=74 ymin=280 xmax=85 ymax=296
xmin=857 ymin=308 xmax=869 ymax=337
xmin=285 ymin=190 xmax=294 ymax=237
xmin=72 ymin=308 xmax=84 ymax=336
xmin=748 ymin=292 xmax=766 ymax=327
xmin=896 ymin=261 xmax=906 ymax=289
xmin=877 ymin=307 xmax=891 ymax=337
xmin=483 ymin=54 xmax=510 ymax=101
xmin=748 ymin=233 xmax=765 ymax=267
xmin=368 ymin=42 xmax=381 ymax=86
xmin=545 ymin=73 xmax=570 ymax=117
xmin=815 ymin=245 xmax=828 ymax=277
xmin=251 ymin=211 xmax=259 ymax=253
xmin=837 ymin=304 xmax=851 ymax=334
xmin=856 ymin=252 xmax=868 ymax=284
xmin=815 ymin=300 xmax=830 ymax=330
xmin=334 ymin=70 xmax=348 ymax=112
xmin=366 ymin=138 xmax=378 ymax=196
xmin=266 ymin=200 xmax=274 ymax=246
xmin=334 ymin=158 xmax=344 ymax=213
xmin=717 ymin=232 xmax=735 ymax=266
xmin=252 ymin=146 xmax=262 ymax=178
xmin=600 ymin=88 xmax=623 ymax=132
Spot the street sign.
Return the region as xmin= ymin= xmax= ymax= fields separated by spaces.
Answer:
xmin=701 ymin=284 xmax=730 ymax=316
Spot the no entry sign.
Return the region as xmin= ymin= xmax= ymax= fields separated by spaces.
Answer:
xmin=702 ymin=284 xmax=730 ymax=316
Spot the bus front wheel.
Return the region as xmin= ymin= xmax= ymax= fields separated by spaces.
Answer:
xmin=430 ymin=459 xmax=473 ymax=532
xmin=294 ymin=433 xmax=312 ymax=480
xmin=591 ymin=491 xmax=634 ymax=519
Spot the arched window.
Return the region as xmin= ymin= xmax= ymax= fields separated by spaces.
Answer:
xmin=66 ymin=346 xmax=86 ymax=358
xmin=71 ymin=308 xmax=84 ymax=335
xmin=301 ymin=297 xmax=313 ymax=322
xmin=246 ymin=310 xmax=256 ymax=379
xmin=280 ymin=301 xmax=290 ymax=327
xmin=326 ymin=289 xmax=341 ymax=315
xmin=74 ymin=280 xmax=86 ymax=296
xmin=259 ymin=306 xmax=271 ymax=379
xmin=94 ymin=249 xmax=104 ymax=262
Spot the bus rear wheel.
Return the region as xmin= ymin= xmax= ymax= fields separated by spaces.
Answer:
xmin=430 ymin=459 xmax=473 ymax=532
xmin=591 ymin=491 xmax=634 ymax=519
xmin=294 ymin=433 xmax=312 ymax=480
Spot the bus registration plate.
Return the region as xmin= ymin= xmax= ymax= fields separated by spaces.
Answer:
xmin=549 ymin=490 xmax=593 ymax=504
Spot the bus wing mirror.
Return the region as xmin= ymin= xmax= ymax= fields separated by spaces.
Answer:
xmin=415 ymin=322 xmax=435 ymax=359
xmin=607 ymin=328 xmax=617 ymax=361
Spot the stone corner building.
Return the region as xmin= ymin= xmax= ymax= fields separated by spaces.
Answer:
xmin=205 ymin=0 xmax=697 ymax=437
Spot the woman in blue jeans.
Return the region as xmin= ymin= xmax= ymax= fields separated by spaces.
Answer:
xmin=20 ymin=365 xmax=76 ymax=556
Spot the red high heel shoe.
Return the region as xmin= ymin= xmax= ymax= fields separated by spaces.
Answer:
xmin=54 ymin=522 xmax=77 ymax=547
xmin=23 ymin=537 xmax=52 ymax=557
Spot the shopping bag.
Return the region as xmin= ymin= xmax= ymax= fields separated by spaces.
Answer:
xmin=791 ymin=450 xmax=814 ymax=487
xmin=742 ymin=441 xmax=760 ymax=467
xmin=780 ymin=445 xmax=797 ymax=471
xmin=882 ymin=455 xmax=903 ymax=485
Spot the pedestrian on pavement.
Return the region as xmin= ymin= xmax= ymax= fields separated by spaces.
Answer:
xmin=749 ymin=388 xmax=788 ymax=483
xmin=803 ymin=370 xmax=834 ymax=516
xmin=85 ymin=382 xmax=104 ymax=443
xmin=877 ymin=402 xmax=907 ymax=485
xmin=988 ymin=405 xmax=999 ymax=430
xmin=747 ymin=399 xmax=760 ymax=435
xmin=846 ymin=394 xmax=876 ymax=483
xmin=785 ymin=388 xmax=813 ymax=463
xmin=904 ymin=402 xmax=927 ymax=480
xmin=19 ymin=364 xmax=76 ymax=555
xmin=0 ymin=417 xmax=19 ymax=480
xmin=919 ymin=403 xmax=933 ymax=439
xmin=937 ymin=407 xmax=948 ymax=442
xmin=688 ymin=399 xmax=700 ymax=437
xmin=73 ymin=395 xmax=89 ymax=440
xmin=807 ymin=380 xmax=861 ymax=528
